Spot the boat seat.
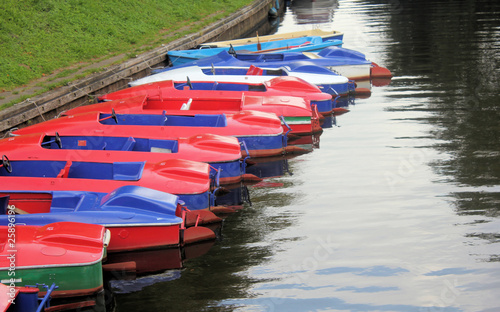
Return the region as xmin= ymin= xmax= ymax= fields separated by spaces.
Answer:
xmin=122 ymin=137 xmax=136 ymax=151
xmin=57 ymin=161 xmax=73 ymax=178
xmin=246 ymin=65 xmax=263 ymax=75
xmin=112 ymin=162 xmax=144 ymax=181
xmin=180 ymin=99 xmax=192 ymax=110
xmin=150 ymin=147 xmax=172 ymax=153
xmin=302 ymin=52 xmax=321 ymax=59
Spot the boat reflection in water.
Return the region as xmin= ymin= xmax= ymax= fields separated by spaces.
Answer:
xmin=288 ymin=132 xmax=321 ymax=151
xmin=248 ymin=158 xmax=288 ymax=180
xmin=105 ymin=239 xmax=216 ymax=294
xmin=353 ymin=79 xmax=371 ymax=99
xmin=320 ymin=114 xmax=338 ymax=129
xmin=289 ymin=0 xmax=338 ymax=25
xmin=213 ymin=182 xmax=250 ymax=213
xmin=245 ymin=155 xmax=296 ymax=181
xmin=371 ymin=76 xmax=392 ymax=87
xmin=244 ymin=132 xmax=323 ymax=183
xmin=330 ymin=95 xmax=352 ymax=116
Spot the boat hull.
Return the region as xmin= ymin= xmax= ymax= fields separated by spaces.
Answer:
xmin=211 ymin=161 xmax=245 ymax=184
xmin=0 ymin=263 xmax=103 ymax=298
xmin=106 ymin=225 xmax=181 ymax=252
xmin=324 ymin=64 xmax=371 ymax=81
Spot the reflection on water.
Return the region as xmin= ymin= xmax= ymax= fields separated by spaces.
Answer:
xmin=290 ymin=0 xmax=339 ymax=25
xmin=115 ymin=173 xmax=304 ymax=311
xmin=376 ymin=0 xmax=500 ymax=240
xmin=246 ymin=157 xmax=292 ymax=179
xmin=115 ymin=0 xmax=500 ymax=311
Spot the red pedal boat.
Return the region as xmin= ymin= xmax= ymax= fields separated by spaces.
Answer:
xmin=0 ymin=156 xmax=216 ymax=212
xmin=67 ymin=92 xmax=322 ymax=136
xmin=97 ymin=77 xmax=334 ymax=116
xmin=12 ymin=100 xmax=294 ymax=158
xmin=0 ymin=132 xmax=253 ymax=185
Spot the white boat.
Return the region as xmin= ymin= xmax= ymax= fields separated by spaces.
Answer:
xmin=130 ymin=64 xmax=352 ymax=96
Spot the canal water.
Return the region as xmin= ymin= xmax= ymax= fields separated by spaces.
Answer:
xmin=113 ymin=0 xmax=500 ymax=311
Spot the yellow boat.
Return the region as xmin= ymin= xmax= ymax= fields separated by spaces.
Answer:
xmin=200 ymin=29 xmax=344 ymax=48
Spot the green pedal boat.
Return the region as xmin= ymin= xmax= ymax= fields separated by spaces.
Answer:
xmin=0 ymin=220 xmax=109 ymax=298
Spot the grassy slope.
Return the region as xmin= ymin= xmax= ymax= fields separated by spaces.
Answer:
xmin=0 ymin=0 xmax=252 ymax=90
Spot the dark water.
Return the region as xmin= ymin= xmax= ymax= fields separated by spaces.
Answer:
xmin=113 ymin=0 xmax=500 ymax=311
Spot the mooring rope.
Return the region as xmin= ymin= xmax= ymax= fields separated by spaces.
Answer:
xmin=137 ymin=54 xmax=153 ymax=70
xmin=27 ymin=98 xmax=46 ymax=122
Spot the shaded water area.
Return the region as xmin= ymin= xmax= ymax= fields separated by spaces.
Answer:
xmin=113 ymin=0 xmax=500 ymax=311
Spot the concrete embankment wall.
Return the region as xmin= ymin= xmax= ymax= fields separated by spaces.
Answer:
xmin=0 ymin=0 xmax=282 ymax=136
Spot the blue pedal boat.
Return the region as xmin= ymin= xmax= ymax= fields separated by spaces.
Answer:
xmin=167 ymin=36 xmax=343 ymax=66
xmin=0 ymin=186 xmax=216 ymax=253
xmin=171 ymin=47 xmax=374 ymax=81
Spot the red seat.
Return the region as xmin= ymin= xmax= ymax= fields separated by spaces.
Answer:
xmin=57 ymin=161 xmax=73 ymax=178
xmin=246 ymin=65 xmax=263 ymax=75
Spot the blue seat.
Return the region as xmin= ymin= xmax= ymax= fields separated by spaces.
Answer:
xmin=122 ymin=137 xmax=136 ymax=151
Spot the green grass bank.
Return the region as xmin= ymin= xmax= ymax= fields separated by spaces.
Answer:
xmin=0 ymin=0 xmax=253 ymax=92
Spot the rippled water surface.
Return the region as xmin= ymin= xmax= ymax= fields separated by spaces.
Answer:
xmin=114 ymin=1 xmax=500 ymax=311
